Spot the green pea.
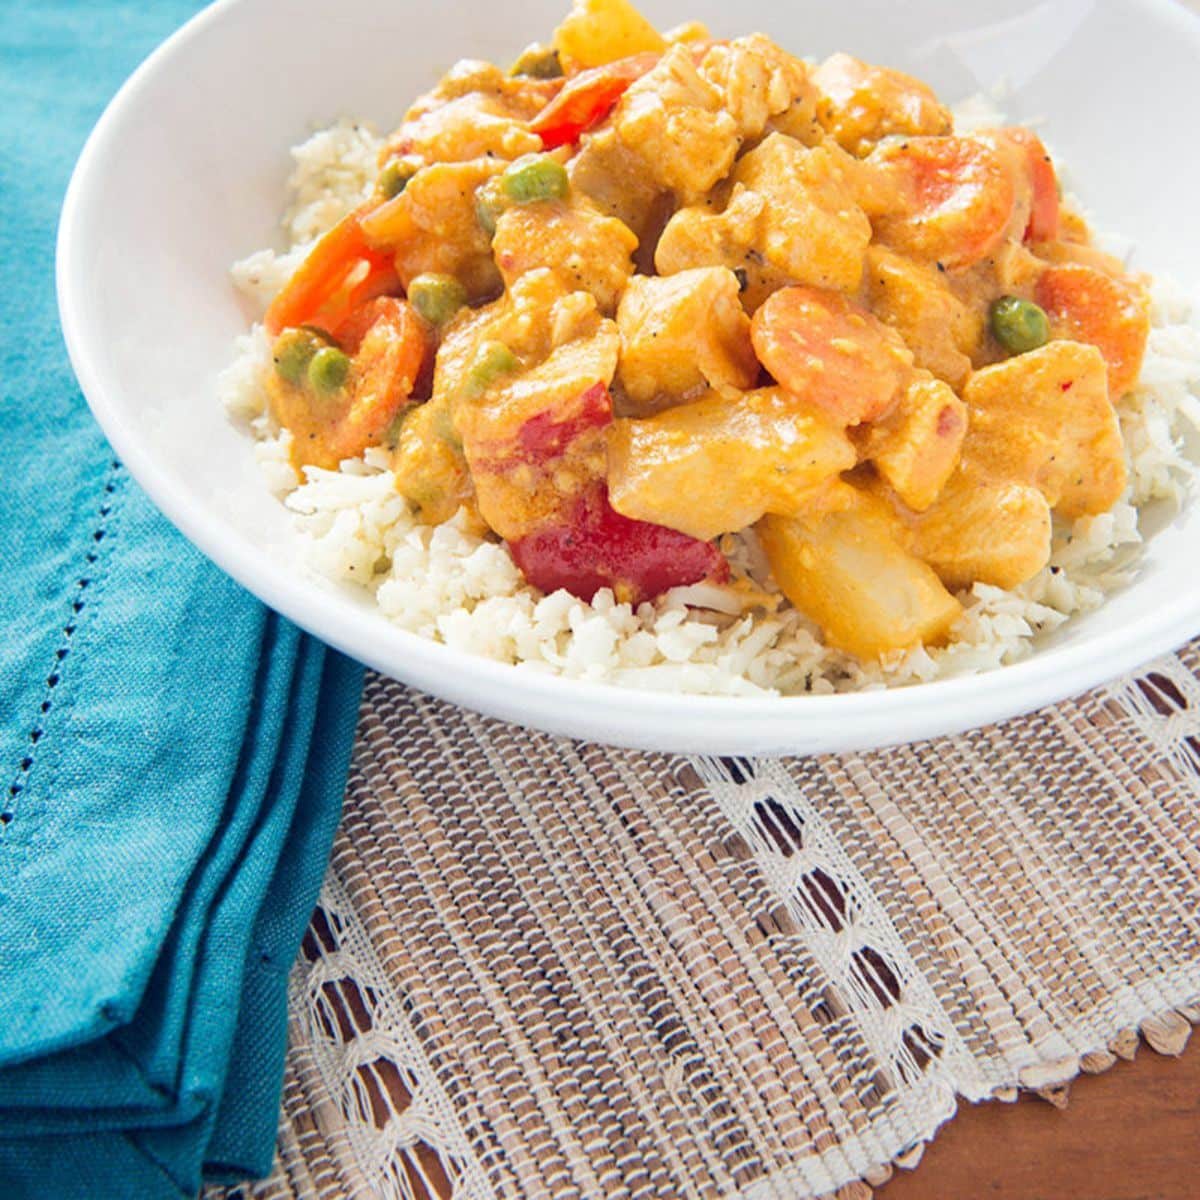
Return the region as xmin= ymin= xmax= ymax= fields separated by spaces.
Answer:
xmin=510 ymin=44 xmax=563 ymax=79
xmin=273 ymin=327 xmax=324 ymax=385
xmin=474 ymin=177 xmax=507 ymax=236
xmin=501 ymin=154 xmax=570 ymax=205
xmin=990 ymin=295 xmax=1051 ymax=356
xmin=307 ymin=346 xmax=351 ymax=394
xmin=408 ymin=273 xmax=468 ymax=327
xmin=467 ymin=341 xmax=519 ymax=395
xmin=383 ymin=406 xmax=411 ymax=447
xmin=378 ymin=158 xmax=416 ymax=200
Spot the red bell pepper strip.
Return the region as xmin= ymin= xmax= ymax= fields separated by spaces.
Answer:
xmin=264 ymin=207 xmax=399 ymax=337
xmin=529 ymin=52 xmax=661 ymax=149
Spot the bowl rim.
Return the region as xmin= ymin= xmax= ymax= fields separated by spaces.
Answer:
xmin=56 ymin=0 xmax=1200 ymax=751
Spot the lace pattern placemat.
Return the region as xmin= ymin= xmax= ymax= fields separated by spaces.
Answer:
xmin=226 ymin=643 xmax=1200 ymax=1200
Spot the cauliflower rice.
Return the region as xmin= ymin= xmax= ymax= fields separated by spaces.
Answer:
xmin=219 ymin=117 xmax=1200 ymax=697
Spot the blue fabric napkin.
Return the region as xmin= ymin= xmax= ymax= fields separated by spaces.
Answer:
xmin=0 ymin=2 xmax=365 ymax=1195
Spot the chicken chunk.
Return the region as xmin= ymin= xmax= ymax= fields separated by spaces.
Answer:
xmin=902 ymin=472 xmax=1053 ymax=590
xmin=732 ymin=135 xmax=872 ymax=293
xmin=393 ymin=397 xmax=474 ymax=526
xmin=698 ymin=35 xmax=817 ymax=144
xmin=361 ymin=158 xmax=502 ymax=300
xmin=857 ymin=374 xmax=967 ymax=511
xmin=812 ymin=53 xmax=952 ymax=156
xmin=655 ymin=135 xmax=872 ymax=301
xmin=403 ymin=60 xmax=558 ymax=121
xmin=863 ymin=246 xmax=983 ymax=389
xmin=386 ymin=92 xmax=542 ymax=164
xmin=493 ymin=198 xmax=638 ymax=315
xmin=568 ymin=127 xmax=668 ymax=243
xmin=758 ymin=483 xmax=962 ymax=660
xmin=613 ymin=44 xmax=740 ymax=200
xmin=608 ymin=387 xmax=856 ymax=539
xmin=383 ymin=61 xmax=555 ymax=162
xmin=654 ymin=185 xmax=788 ymax=311
xmin=457 ymin=323 xmax=620 ymax=540
xmin=432 ymin=271 xmax=604 ymax=423
xmin=962 ymin=339 xmax=1127 ymax=518
xmin=616 ymin=268 xmax=759 ymax=408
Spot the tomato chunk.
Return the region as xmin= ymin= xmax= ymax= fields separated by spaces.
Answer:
xmin=509 ymin=483 xmax=727 ymax=604
xmin=264 ymin=208 xmax=399 ymax=336
xmin=1034 ymin=263 xmax=1150 ymax=398
xmin=530 ymin=52 xmax=660 ymax=148
xmin=750 ymin=286 xmax=910 ymax=425
xmin=460 ymin=366 xmax=726 ymax=603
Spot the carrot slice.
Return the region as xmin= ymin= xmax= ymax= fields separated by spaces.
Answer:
xmin=1034 ymin=263 xmax=1150 ymax=398
xmin=751 ymin=286 xmax=910 ymax=425
xmin=1004 ymin=127 xmax=1060 ymax=243
xmin=275 ymin=297 xmax=429 ymax=471
xmin=530 ymin=52 xmax=660 ymax=148
xmin=264 ymin=208 xmax=399 ymax=337
xmin=870 ymin=135 xmax=1018 ymax=270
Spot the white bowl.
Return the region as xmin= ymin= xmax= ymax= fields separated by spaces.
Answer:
xmin=58 ymin=0 xmax=1200 ymax=754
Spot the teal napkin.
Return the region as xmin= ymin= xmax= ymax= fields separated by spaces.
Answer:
xmin=0 ymin=2 xmax=365 ymax=1195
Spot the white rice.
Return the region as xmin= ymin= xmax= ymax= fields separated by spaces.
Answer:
xmin=218 ymin=116 xmax=1200 ymax=697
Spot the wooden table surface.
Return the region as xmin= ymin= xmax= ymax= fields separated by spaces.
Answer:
xmin=880 ymin=1036 xmax=1200 ymax=1200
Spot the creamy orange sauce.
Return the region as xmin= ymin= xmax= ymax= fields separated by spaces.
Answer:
xmin=263 ymin=0 xmax=1152 ymax=655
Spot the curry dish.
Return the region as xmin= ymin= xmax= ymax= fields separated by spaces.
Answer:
xmin=260 ymin=0 xmax=1151 ymax=664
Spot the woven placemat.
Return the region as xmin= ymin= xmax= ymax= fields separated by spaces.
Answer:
xmin=225 ymin=642 xmax=1200 ymax=1200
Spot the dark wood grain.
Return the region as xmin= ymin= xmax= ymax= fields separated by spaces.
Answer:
xmin=880 ymin=1039 xmax=1200 ymax=1200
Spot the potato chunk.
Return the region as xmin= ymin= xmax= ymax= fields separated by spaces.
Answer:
xmin=553 ymin=0 xmax=666 ymax=69
xmin=904 ymin=472 xmax=1052 ymax=590
xmin=493 ymin=198 xmax=638 ymax=315
xmin=608 ymin=387 xmax=856 ymax=540
xmin=812 ymin=53 xmax=952 ymax=156
xmin=858 ymin=374 xmax=966 ymax=511
xmin=962 ymin=340 xmax=1127 ymax=518
xmin=758 ymin=483 xmax=962 ymax=660
xmin=613 ymin=45 xmax=740 ymax=200
xmin=654 ymin=136 xmax=872 ymax=300
xmin=362 ymin=158 xmax=501 ymax=300
xmin=616 ymin=268 xmax=759 ymax=407
xmin=864 ymin=247 xmax=983 ymax=389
